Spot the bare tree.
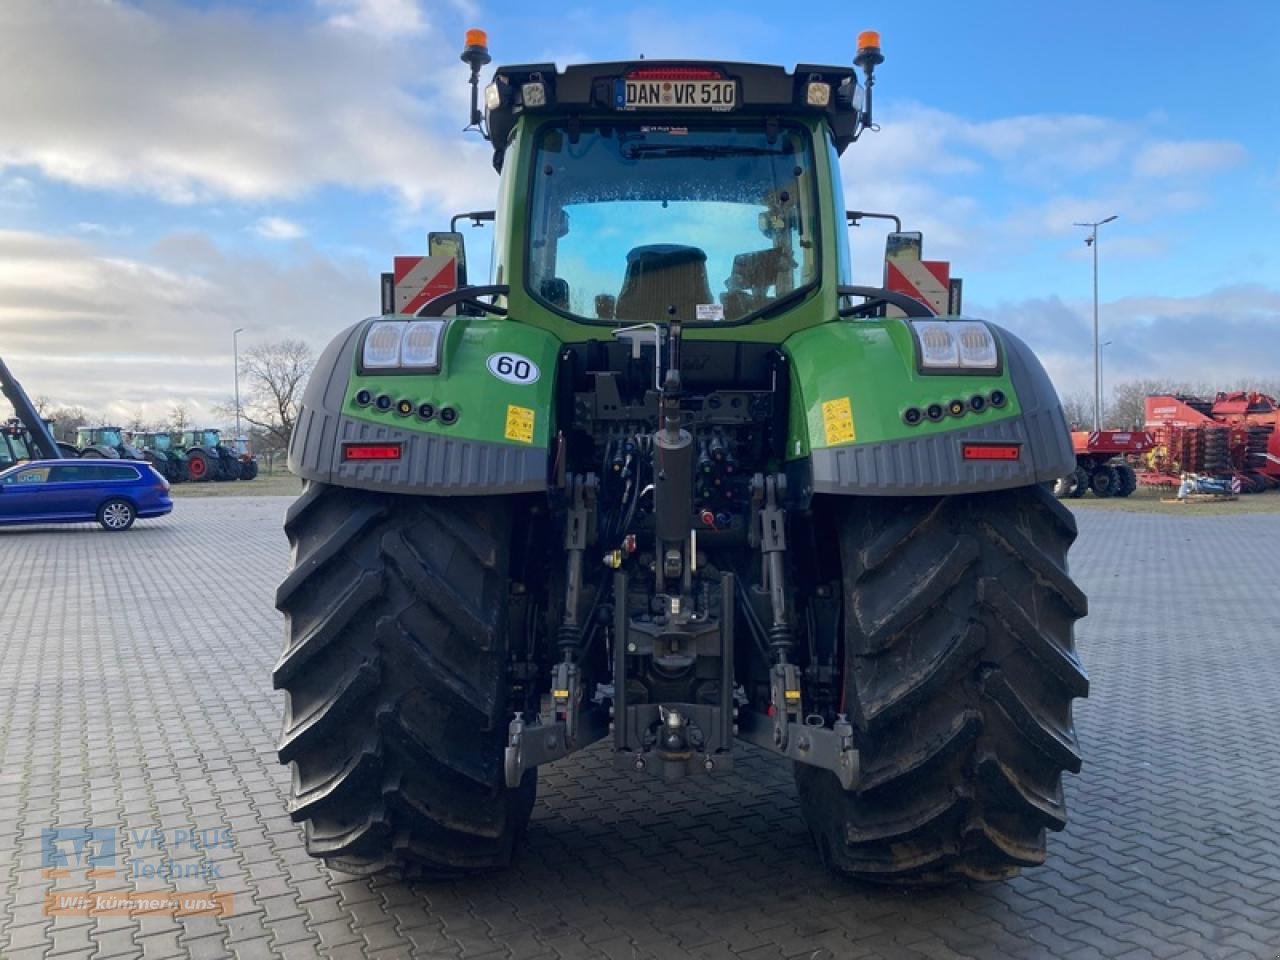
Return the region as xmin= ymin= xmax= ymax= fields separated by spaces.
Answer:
xmin=169 ymin=404 xmax=190 ymax=434
xmin=1059 ymin=391 xmax=1094 ymax=431
xmin=127 ymin=407 xmax=151 ymax=433
xmin=237 ymin=339 xmax=315 ymax=449
xmin=44 ymin=406 xmax=89 ymax=443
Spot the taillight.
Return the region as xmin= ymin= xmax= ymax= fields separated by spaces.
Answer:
xmin=962 ymin=443 xmax=1020 ymax=461
xmin=342 ymin=443 xmax=402 ymax=462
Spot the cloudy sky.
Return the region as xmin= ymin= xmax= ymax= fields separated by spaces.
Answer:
xmin=2 ymin=0 xmax=1278 ymax=423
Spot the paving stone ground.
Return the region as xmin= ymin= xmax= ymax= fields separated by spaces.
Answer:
xmin=1 ymin=497 xmax=1278 ymax=960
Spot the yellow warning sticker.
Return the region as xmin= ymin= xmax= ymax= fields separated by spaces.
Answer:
xmin=504 ymin=404 xmax=535 ymax=444
xmin=821 ymin=397 xmax=856 ymax=446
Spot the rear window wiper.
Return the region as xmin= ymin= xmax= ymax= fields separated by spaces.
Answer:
xmin=622 ymin=144 xmax=788 ymax=160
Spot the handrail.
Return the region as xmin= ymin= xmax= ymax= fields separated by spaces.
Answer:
xmin=414 ymin=284 xmax=511 ymax=318
xmin=836 ymin=284 xmax=936 ymax=319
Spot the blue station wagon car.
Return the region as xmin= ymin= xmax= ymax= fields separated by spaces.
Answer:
xmin=0 ymin=459 xmax=173 ymax=531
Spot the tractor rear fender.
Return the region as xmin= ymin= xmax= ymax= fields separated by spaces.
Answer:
xmin=783 ymin=317 xmax=1074 ymax=496
xmin=289 ymin=316 xmax=558 ymax=495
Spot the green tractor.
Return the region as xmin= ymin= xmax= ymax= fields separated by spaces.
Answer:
xmin=1 ymin=419 xmax=32 ymax=468
xmin=174 ymin=428 xmax=242 ymax=481
xmin=76 ymin=425 xmax=146 ymax=460
xmin=275 ymin=31 xmax=1088 ymax=885
xmin=132 ymin=431 xmax=188 ymax=483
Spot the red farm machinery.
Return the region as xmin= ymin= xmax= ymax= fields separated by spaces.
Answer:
xmin=1141 ymin=392 xmax=1280 ymax=493
xmin=1054 ymin=429 xmax=1154 ymax=498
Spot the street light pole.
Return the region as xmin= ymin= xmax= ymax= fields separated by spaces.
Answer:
xmin=1073 ymin=215 xmax=1118 ymax=431
xmin=233 ymin=327 xmax=245 ymax=447
xmin=1100 ymin=340 xmax=1113 ymax=419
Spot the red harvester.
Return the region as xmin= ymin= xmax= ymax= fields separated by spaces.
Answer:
xmin=1142 ymin=392 xmax=1280 ymax=492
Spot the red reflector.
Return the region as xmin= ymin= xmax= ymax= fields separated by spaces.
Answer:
xmin=627 ymin=67 xmax=723 ymax=81
xmin=343 ymin=443 xmax=402 ymax=461
xmin=962 ymin=443 xmax=1021 ymax=461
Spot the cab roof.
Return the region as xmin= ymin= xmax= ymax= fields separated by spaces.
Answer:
xmin=485 ymin=60 xmax=862 ymax=168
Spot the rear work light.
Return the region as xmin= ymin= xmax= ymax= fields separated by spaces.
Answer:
xmin=962 ymin=443 xmax=1020 ymax=461
xmin=343 ymin=443 xmax=402 ymax=462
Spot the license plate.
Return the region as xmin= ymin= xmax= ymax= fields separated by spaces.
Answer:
xmin=617 ymin=79 xmax=736 ymax=111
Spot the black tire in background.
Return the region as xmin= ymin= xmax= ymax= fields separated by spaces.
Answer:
xmin=97 ymin=498 xmax=136 ymax=531
xmin=273 ymin=482 xmax=536 ymax=877
xmin=1089 ymin=465 xmax=1118 ymax=498
xmin=240 ymin=459 xmax=260 ymax=480
xmin=213 ymin=454 xmax=239 ymax=481
xmin=1114 ymin=463 xmax=1138 ymax=497
xmin=795 ymin=485 xmax=1088 ymax=884
xmin=1068 ymin=466 xmax=1089 ymax=499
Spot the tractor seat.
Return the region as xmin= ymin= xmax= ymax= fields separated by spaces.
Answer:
xmin=615 ymin=245 xmax=713 ymax=322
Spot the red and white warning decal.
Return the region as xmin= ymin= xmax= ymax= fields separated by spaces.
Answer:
xmin=393 ymin=255 xmax=457 ymax=315
xmin=886 ymin=259 xmax=951 ymax=316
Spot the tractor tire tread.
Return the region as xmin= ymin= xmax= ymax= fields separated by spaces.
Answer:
xmin=274 ymin=481 xmax=533 ymax=878
xmin=795 ymin=486 xmax=1087 ymax=885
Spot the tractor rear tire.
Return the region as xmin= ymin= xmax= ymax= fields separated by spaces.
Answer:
xmin=1114 ymin=463 xmax=1137 ymax=497
xmin=273 ymin=481 xmax=535 ymax=878
xmin=1068 ymin=467 xmax=1089 ymax=499
xmin=795 ymin=485 xmax=1088 ymax=884
xmin=186 ymin=451 xmax=211 ymax=481
xmin=213 ymin=456 xmax=239 ymax=481
xmin=1089 ymin=465 xmax=1118 ymax=498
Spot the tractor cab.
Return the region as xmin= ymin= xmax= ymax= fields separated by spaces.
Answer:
xmin=136 ymin=432 xmax=174 ymax=453
xmin=76 ymin=426 xmax=142 ymax=459
xmin=179 ymin=428 xmax=224 ymax=450
xmin=78 ymin=426 xmax=124 ymax=450
xmin=1 ymin=419 xmax=32 ymax=468
xmin=378 ymin=33 xmax=908 ymax=339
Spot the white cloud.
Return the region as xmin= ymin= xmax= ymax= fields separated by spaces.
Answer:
xmin=840 ymin=101 xmax=1251 ymax=278
xmin=0 ymin=0 xmax=492 ymax=210
xmin=0 ymin=228 xmax=371 ymax=424
xmin=975 ymin=284 xmax=1280 ymax=399
xmin=75 ymin=222 xmax=134 ymax=238
xmin=1134 ymin=140 xmax=1249 ymax=178
xmin=253 ymin=216 xmax=306 ymax=240
xmin=319 ymin=0 xmax=427 ymax=37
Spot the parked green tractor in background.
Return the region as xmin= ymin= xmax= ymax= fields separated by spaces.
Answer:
xmin=132 ymin=431 xmax=188 ymax=483
xmin=275 ymin=31 xmax=1088 ymax=885
xmin=76 ymin=426 xmax=145 ymax=460
xmin=175 ymin=428 xmax=242 ymax=481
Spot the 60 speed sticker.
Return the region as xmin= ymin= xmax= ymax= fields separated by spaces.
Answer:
xmin=487 ymin=352 xmax=540 ymax=385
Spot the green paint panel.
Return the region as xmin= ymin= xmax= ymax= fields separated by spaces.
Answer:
xmin=344 ymin=317 xmax=562 ymax=447
xmin=783 ymin=319 xmax=1022 ymax=457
